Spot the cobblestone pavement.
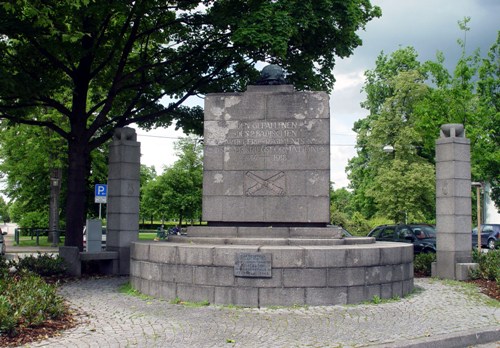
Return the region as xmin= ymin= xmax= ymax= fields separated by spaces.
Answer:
xmin=28 ymin=277 xmax=498 ymax=348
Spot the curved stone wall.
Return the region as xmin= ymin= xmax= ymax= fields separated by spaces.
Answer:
xmin=130 ymin=240 xmax=413 ymax=307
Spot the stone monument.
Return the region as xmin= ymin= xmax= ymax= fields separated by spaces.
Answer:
xmin=202 ymin=84 xmax=330 ymax=226
xmin=130 ymin=67 xmax=414 ymax=306
xmin=433 ymin=124 xmax=477 ymax=280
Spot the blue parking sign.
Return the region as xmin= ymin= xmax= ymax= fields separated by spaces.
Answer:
xmin=95 ymin=184 xmax=107 ymax=203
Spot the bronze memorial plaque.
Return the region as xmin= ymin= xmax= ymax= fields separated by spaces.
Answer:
xmin=234 ymin=252 xmax=272 ymax=278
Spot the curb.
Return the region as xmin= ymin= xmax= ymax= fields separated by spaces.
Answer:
xmin=376 ymin=328 xmax=500 ymax=348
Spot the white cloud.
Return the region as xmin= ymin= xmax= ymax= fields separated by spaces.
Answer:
xmin=334 ymin=71 xmax=365 ymax=92
xmin=134 ymin=125 xmax=185 ymax=175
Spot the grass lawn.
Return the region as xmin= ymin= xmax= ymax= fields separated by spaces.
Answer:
xmin=14 ymin=236 xmax=65 ymax=247
xmin=138 ymin=232 xmax=157 ymax=240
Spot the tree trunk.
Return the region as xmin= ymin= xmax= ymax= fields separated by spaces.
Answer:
xmin=179 ymin=213 xmax=183 ymax=229
xmin=64 ymin=139 xmax=90 ymax=251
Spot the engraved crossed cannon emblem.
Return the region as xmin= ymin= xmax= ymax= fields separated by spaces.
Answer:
xmin=245 ymin=171 xmax=286 ymax=196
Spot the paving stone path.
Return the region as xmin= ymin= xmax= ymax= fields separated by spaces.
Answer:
xmin=31 ymin=277 xmax=499 ymax=348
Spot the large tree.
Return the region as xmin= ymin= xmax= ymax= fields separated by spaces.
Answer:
xmin=347 ymin=47 xmax=424 ymax=219
xmin=0 ymin=1 xmax=381 ymax=249
xmin=348 ymin=24 xmax=500 ymax=223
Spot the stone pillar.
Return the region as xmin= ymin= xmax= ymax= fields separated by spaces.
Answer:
xmin=107 ymin=127 xmax=140 ymax=275
xmin=434 ymin=124 xmax=475 ymax=280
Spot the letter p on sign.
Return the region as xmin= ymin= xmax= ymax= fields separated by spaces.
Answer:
xmin=95 ymin=184 xmax=107 ymax=203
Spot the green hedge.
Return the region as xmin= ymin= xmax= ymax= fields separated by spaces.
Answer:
xmin=414 ymin=253 xmax=436 ymax=276
xmin=471 ymin=249 xmax=500 ymax=283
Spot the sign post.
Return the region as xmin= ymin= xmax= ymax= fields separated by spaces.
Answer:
xmin=95 ymin=184 xmax=107 ymax=219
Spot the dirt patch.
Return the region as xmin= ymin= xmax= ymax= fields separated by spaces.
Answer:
xmin=467 ymin=278 xmax=500 ymax=301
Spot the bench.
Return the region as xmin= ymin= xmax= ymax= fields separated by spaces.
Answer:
xmin=59 ymin=246 xmax=119 ymax=277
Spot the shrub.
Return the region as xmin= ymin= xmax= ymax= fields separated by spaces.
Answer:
xmin=367 ymin=216 xmax=393 ymax=230
xmin=347 ymin=212 xmax=372 ymax=236
xmin=0 ymin=257 xmax=11 ymax=276
xmin=0 ymin=271 xmax=65 ymax=336
xmin=0 ymin=295 xmax=16 ymax=335
xmin=16 ymin=252 xmax=67 ymax=277
xmin=471 ymin=249 xmax=500 ymax=283
xmin=18 ymin=211 xmax=49 ymax=229
xmin=414 ymin=252 xmax=436 ymax=276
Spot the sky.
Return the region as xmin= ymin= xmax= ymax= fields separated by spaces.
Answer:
xmin=136 ymin=0 xmax=499 ymax=188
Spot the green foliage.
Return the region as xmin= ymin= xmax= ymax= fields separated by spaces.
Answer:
xmin=16 ymin=211 xmax=49 ymax=229
xmin=330 ymin=185 xmax=390 ymax=236
xmin=142 ymin=137 xmax=202 ymax=225
xmin=471 ymin=249 xmax=500 ymax=283
xmin=119 ymin=282 xmax=153 ymax=300
xmin=139 ymin=165 xmax=158 ymax=223
xmin=330 ymin=185 xmax=354 ymax=228
xmin=413 ymin=253 xmax=436 ymax=277
xmin=0 ymin=125 xmax=56 ymax=220
xmin=0 ymin=294 xmax=16 ymax=335
xmin=347 ymin=212 xmax=371 ymax=236
xmin=0 ymin=271 xmax=65 ymax=336
xmin=170 ymin=297 xmax=182 ymax=305
xmin=348 ymin=25 xmax=500 ymax=222
xmin=367 ymin=159 xmax=436 ymax=223
xmin=16 ymin=253 xmax=67 ymax=277
xmin=0 ymin=122 xmax=107 ymax=226
xmin=367 ymin=216 xmax=393 ymax=229
xmin=330 ymin=209 xmax=350 ymax=229
xmin=0 ymin=257 xmax=10 ymax=277
xmin=0 ymin=197 xmax=9 ymax=222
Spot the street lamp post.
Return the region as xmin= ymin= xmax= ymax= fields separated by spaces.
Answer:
xmin=49 ymin=168 xmax=62 ymax=247
xmin=471 ymin=182 xmax=482 ymax=254
xmin=383 ymin=144 xmax=407 ymax=223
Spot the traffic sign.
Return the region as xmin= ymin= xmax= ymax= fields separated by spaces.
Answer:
xmin=95 ymin=184 xmax=107 ymax=203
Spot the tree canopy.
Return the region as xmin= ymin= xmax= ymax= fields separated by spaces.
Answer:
xmin=348 ymin=23 xmax=500 ymax=224
xmin=0 ymin=0 xmax=381 ymax=249
xmin=142 ymin=137 xmax=202 ymax=226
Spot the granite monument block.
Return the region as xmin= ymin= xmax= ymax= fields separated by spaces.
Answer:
xmin=203 ymin=85 xmax=330 ymax=225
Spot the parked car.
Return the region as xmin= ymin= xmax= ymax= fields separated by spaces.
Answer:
xmin=367 ymin=224 xmax=436 ymax=254
xmin=472 ymin=224 xmax=500 ymax=250
xmin=0 ymin=228 xmax=6 ymax=255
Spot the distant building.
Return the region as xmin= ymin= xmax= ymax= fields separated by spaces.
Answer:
xmin=484 ymin=182 xmax=500 ymax=223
